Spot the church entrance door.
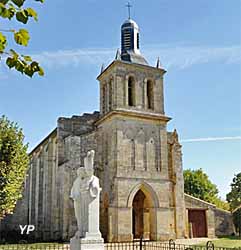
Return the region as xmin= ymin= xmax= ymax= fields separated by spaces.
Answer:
xmin=132 ymin=190 xmax=151 ymax=239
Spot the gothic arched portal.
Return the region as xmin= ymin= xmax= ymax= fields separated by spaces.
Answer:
xmin=132 ymin=190 xmax=147 ymax=238
xmin=128 ymin=183 xmax=158 ymax=240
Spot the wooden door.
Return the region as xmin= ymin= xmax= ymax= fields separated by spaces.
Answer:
xmin=188 ymin=210 xmax=207 ymax=237
xmin=132 ymin=190 xmax=145 ymax=238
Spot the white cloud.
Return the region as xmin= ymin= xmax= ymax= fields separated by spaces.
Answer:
xmin=144 ymin=45 xmax=241 ymax=69
xmin=33 ymin=48 xmax=115 ymax=69
xmin=1 ymin=44 xmax=240 ymax=77
xmin=31 ymin=44 xmax=241 ymax=70
xmin=181 ymin=136 xmax=241 ymax=143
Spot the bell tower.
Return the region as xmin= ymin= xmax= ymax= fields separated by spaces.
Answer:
xmin=98 ymin=16 xmax=166 ymax=117
xmin=96 ymin=14 xmax=186 ymax=242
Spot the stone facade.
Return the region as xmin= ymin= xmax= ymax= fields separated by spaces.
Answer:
xmin=96 ymin=60 xmax=185 ymax=242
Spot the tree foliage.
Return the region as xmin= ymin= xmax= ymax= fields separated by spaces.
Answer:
xmin=0 ymin=116 xmax=29 ymax=219
xmin=227 ymin=172 xmax=241 ymax=211
xmin=233 ymin=206 xmax=241 ymax=236
xmin=184 ymin=168 xmax=219 ymax=201
xmin=184 ymin=168 xmax=230 ymax=210
xmin=0 ymin=0 xmax=44 ymax=77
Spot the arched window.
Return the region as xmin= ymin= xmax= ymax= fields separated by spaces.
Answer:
xmin=147 ymin=80 xmax=154 ymax=110
xmin=128 ymin=76 xmax=135 ymax=107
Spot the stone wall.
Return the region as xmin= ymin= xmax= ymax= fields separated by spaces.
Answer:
xmin=58 ymin=132 xmax=98 ymax=241
xmin=28 ymin=131 xmax=58 ymax=241
xmin=185 ymin=194 xmax=216 ymax=238
xmin=214 ymin=208 xmax=234 ymax=236
xmin=0 ymin=112 xmax=100 ymax=242
xmin=56 ymin=112 xmax=100 ymax=241
xmin=185 ymin=195 xmax=235 ymax=238
xmin=167 ymin=131 xmax=186 ymax=239
xmin=57 ymin=112 xmax=99 ymax=165
xmin=0 ymin=129 xmax=58 ymax=242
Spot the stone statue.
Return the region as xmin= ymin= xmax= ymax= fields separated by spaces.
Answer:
xmin=70 ymin=150 xmax=103 ymax=246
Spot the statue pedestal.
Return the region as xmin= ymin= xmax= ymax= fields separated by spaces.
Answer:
xmin=70 ymin=237 xmax=104 ymax=250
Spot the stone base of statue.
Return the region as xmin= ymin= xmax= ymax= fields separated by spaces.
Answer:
xmin=70 ymin=235 xmax=104 ymax=250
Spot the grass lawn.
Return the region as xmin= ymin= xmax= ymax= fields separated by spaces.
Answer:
xmin=0 ymin=243 xmax=67 ymax=248
xmin=196 ymin=236 xmax=241 ymax=248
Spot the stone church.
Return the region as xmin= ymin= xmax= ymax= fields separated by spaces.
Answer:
xmin=0 ymin=17 xmax=234 ymax=242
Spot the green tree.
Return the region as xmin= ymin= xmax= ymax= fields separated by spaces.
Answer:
xmin=184 ymin=168 xmax=230 ymax=210
xmin=0 ymin=0 xmax=44 ymax=77
xmin=0 ymin=116 xmax=29 ymax=219
xmin=184 ymin=168 xmax=218 ymax=201
xmin=227 ymin=172 xmax=241 ymax=210
xmin=233 ymin=206 xmax=241 ymax=237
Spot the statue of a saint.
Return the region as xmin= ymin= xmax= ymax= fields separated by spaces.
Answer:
xmin=70 ymin=150 xmax=102 ymax=239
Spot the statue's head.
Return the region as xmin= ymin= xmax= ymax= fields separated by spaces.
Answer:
xmin=87 ymin=150 xmax=95 ymax=159
xmin=77 ymin=167 xmax=86 ymax=178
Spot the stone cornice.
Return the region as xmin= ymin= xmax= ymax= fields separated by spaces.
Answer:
xmin=114 ymin=176 xmax=173 ymax=184
xmin=95 ymin=108 xmax=171 ymax=126
xmin=97 ymin=60 xmax=166 ymax=81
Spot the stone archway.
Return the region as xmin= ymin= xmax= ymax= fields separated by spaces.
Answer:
xmin=128 ymin=183 xmax=158 ymax=240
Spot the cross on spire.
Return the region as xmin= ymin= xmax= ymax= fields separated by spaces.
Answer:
xmin=126 ymin=2 xmax=132 ymax=19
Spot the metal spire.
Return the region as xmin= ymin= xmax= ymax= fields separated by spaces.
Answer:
xmin=126 ymin=2 xmax=132 ymax=19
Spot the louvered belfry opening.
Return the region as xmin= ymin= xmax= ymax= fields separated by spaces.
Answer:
xmin=120 ymin=19 xmax=148 ymax=65
xmin=122 ymin=28 xmax=133 ymax=52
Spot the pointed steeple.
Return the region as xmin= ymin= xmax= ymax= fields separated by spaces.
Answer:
xmin=100 ymin=64 xmax=105 ymax=73
xmin=156 ymin=57 xmax=161 ymax=68
xmin=115 ymin=49 xmax=121 ymax=60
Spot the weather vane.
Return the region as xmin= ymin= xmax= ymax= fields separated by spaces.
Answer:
xmin=126 ymin=2 xmax=132 ymax=19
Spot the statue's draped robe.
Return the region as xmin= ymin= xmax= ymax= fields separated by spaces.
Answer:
xmin=70 ymin=174 xmax=100 ymax=237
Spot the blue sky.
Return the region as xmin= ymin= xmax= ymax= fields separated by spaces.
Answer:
xmin=0 ymin=0 xmax=240 ymax=199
